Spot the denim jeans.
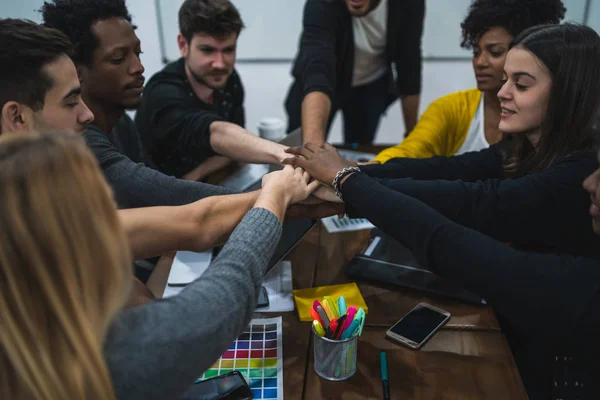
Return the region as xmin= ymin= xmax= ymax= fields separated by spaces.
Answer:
xmin=332 ymin=72 xmax=394 ymax=145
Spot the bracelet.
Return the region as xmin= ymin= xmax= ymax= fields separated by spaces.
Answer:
xmin=332 ymin=166 xmax=360 ymax=201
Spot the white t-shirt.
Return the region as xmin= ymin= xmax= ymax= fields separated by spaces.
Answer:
xmin=455 ymin=95 xmax=491 ymax=155
xmin=351 ymin=0 xmax=388 ymax=87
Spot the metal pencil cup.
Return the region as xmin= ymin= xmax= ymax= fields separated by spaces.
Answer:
xmin=312 ymin=326 xmax=358 ymax=381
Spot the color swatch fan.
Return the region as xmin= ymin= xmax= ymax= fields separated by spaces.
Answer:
xmin=198 ymin=317 xmax=284 ymax=400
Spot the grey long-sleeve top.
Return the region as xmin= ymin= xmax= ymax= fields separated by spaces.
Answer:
xmin=84 ymin=117 xmax=234 ymax=209
xmin=104 ymin=208 xmax=282 ymax=400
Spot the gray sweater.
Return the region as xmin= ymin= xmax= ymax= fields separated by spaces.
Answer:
xmin=84 ymin=116 xmax=234 ymax=209
xmin=105 ymin=208 xmax=282 ymax=400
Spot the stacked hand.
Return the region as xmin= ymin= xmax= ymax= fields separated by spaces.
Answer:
xmin=282 ymin=143 xmax=357 ymax=186
xmin=260 ymin=144 xmax=360 ymax=219
xmin=261 ymin=164 xmax=320 ymax=206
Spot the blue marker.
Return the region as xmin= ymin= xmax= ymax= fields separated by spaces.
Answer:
xmin=380 ymin=351 xmax=390 ymax=400
xmin=337 ymin=296 xmax=347 ymax=315
xmin=354 ymin=308 xmax=366 ymax=336
xmin=340 ymin=317 xmax=361 ymax=339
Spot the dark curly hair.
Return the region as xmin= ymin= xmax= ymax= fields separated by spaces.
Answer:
xmin=40 ymin=0 xmax=134 ymax=67
xmin=460 ymin=0 xmax=566 ymax=49
xmin=179 ymin=0 xmax=244 ymax=42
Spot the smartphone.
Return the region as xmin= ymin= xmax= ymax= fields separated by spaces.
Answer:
xmin=178 ymin=371 xmax=253 ymax=400
xmin=256 ymin=286 xmax=269 ymax=308
xmin=386 ymin=303 xmax=451 ymax=349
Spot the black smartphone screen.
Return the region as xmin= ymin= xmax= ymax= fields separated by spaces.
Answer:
xmin=179 ymin=371 xmax=253 ymax=400
xmin=256 ymin=286 xmax=269 ymax=308
xmin=389 ymin=305 xmax=449 ymax=345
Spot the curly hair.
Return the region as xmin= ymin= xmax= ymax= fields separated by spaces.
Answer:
xmin=460 ymin=0 xmax=566 ymax=49
xmin=40 ymin=0 xmax=134 ymax=66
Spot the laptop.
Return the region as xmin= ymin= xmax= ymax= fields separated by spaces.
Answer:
xmin=346 ymin=229 xmax=486 ymax=305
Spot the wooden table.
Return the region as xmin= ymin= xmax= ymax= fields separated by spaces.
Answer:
xmin=147 ymin=221 xmax=527 ymax=400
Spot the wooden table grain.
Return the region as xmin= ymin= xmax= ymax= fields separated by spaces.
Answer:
xmin=146 ymin=217 xmax=526 ymax=400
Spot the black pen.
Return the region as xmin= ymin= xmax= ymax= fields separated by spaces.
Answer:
xmin=380 ymin=351 xmax=390 ymax=400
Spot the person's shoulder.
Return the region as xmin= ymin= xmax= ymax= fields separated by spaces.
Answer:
xmin=229 ymin=69 xmax=243 ymax=85
xmin=227 ymin=69 xmax=244 ymax=93
xmin=424 ymin=88 xmax=481 ymax=116
xmin=558 ymin=150 xmax=598 ymax=167
xmin=428 ymin=88 xmax=481 ymax=116
xmin=116 ymin=114 xmax=137 ymax=130
xmin=304 ymin=0 xmax=346 ymax=17
xmin=528 ymin=150 xmax=598 ymax=184
xmin=83 ymin=123 xmax=107 ymax=141
xmin=145 ymin=58 xmax=187 ymax=90
xmin=434 ymin=88 xmax=481 ymax=105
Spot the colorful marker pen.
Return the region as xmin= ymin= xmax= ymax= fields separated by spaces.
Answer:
xmin=322 ymin=298 xmax=336 ymax=321
xmin=380 ymin=351 xmax=390 ymax=400
xmin=337 ymin=296 xmax=347 ymax=315
xmin=309 ymin=307 xmax=323 ymax=326
xmin=316 ymin=305 xmax=330 ymax=330
xmin=341 ymin=306 xmax=357 ymax=332
xmin=313 ymin=320 xmax=326 ymax=337
xmin=323 ymin=296 xmax=339 ymax=318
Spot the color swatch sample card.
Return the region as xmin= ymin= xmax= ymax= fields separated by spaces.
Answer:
xmin=198 ymin=317 xmax=284 ymax=399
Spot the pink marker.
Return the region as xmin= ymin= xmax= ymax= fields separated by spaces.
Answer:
xmin=341 ymin=306 xmax=357 ymax=332
xmin=313 ymin=299 xmax=323 ymax=312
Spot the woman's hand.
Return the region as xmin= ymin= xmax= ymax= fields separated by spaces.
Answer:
xmin=283 ymin=143 xmax=356 ymax=186
xmin=261 ymin=165 xmax=320 ymax=205
xmin=313 ymin=184 xmax=343 ymax=203
xmin=256 ymin=165 xmax=320 ymax=222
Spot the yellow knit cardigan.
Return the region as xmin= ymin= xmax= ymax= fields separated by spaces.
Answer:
xmin=374 ymin=88 xmax=482 ymax=163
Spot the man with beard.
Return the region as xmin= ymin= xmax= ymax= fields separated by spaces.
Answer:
xmin=135 ymin=0 xmax=280 ymax=179
xmin=41 ymin=0 xmax=292 ymax=208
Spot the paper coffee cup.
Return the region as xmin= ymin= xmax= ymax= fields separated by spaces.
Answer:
xmin=257 ymin=118 xmax=285 ymax=141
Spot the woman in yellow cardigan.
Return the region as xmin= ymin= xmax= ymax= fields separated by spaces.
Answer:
xmin=374 ymin=0 xmax=566 ymax=163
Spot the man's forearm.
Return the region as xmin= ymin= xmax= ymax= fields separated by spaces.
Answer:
xmin=209 ymin=121 xmax=287 ymax=164
xmin=401 ymin=94 xmax=420 ymax=134
xmin=120 ymin=191 xmax=260 ymax=259
xmin=301 ymin=91 xmax=332 ymax=145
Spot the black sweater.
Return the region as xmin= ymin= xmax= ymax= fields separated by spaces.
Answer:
xmin=285 ymin=0 xmax=424 ymax=128
xmin=135 ymin=58 xmax=245 ymax=178
xmin=342 ymin=172 xmax=600 ymax=399
xmin=356 ymin=148 xmax=600 ymax=258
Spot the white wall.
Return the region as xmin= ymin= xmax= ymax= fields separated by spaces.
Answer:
xmin=2 ymin=0 xmax=595 ymax=144
xmin=127 ymin=0 xmax=475 ymax=144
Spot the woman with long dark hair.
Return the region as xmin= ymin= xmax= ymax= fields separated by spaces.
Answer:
xmin=374 ymin=0 xmax=566 ymax=162
xmin=287 ymin=23 xmax=600 ymax=399
xmin=310 ymin=22 xmax=600 ymax=261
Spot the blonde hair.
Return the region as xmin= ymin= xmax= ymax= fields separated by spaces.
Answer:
xmin=0 ymin=132 xmax=132 ymax=399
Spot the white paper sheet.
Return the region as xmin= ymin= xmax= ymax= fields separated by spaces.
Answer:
xmin=163 ymin=254 xmax=295 ymax=312
xmin=321 ymin=215 xmax=375 ymax=233
xmin=259 ymin=261 xmax=294 ymax=312
xmin=163 ymin=250 xmax=212 ymax=298
xmin=167 ymin=250 xmax=212 ymax=285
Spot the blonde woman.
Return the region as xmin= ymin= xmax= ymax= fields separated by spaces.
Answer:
xmin=0 ymin=133 xmax=318 ymax=399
